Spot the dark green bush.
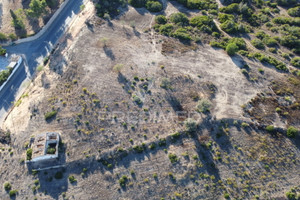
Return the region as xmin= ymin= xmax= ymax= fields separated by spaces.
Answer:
xmin=146 ymin=1 xmax=163 ymax=12
xmin=226 ymin=43 xmax=239 ymax=56
xmin=0 ymin=67 xmax=13 ymax=86
xmin=169 ymin=12 xmax=189 ymax=25
xmin=9 ymin=189 xmax=17 ymax=197
xmin=218 ymin=13 xmax=234 ymax=23
xmin=228 ymin=37 xmax=246 ymax=50
xmin=263 ymin=37 xmax=277 ymax=47
xmin=291 ymin=57 xmax=300 ymax=68
xmin=220 ymin=20 xmax=238 ymax=34
xmin=288 ymin=6 xmax=300 ymax=17
xmin=266 ymin=125 xmax=275 ymax=133
xmin=119 ymin=175 xmax=128 ymax=187
xmin=68 ymin=175 xmax=77 ymax=183
xmin=155 ymin=15 xmax=167 ymax=24
xmin=44 ymin=110 xmax=57 ymax=120
xmin=0 ymin=45 xmax=7 ymax=56
xmin=96 ymin=0 xmax=126 ymax=17
xmin=219 ymin=3 xmax=239 ymax=14
xmin=26 ymin=148 xmax=32 ymax=160
xmin=251 ymin=39 xmax=265 ymax=49
xmin=0 ymin=33 xmax=7 ymax=41
xmin=287 ymin=126 xmax=298 ymax=138
xmin=168 ymin=153 xmax=178 ymax=163
xmin=159 ymin=24 xmax=174 ymax=36
xmin=4 ymin=182 xmax=12 ymax=191
xmin=172 ymin=28 xmax=192 ymax=40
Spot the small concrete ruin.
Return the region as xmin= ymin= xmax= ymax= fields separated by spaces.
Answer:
xmin=30 ymin=132 xmax=60 ymax=163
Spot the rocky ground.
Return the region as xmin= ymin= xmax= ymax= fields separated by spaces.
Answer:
xmin=0 ymin=2 xmax=299 ymax=200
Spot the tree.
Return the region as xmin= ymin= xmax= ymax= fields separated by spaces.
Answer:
xmin=226 ymin=43 xmax=238 ymax=56
xmin=27 ymin=0 xmax=48 ymax=18
xmin=0 ymin=46 xmax=6 ymax=55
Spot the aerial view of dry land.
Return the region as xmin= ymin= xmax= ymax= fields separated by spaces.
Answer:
xmin=0 ymin=0 xmax=299 ymax=199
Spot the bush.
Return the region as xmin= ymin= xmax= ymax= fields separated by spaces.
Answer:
xmin=146 ymin=1 xmax=163 ymax=12
xmin=159 ymin=24 xmax=174 ymax=36
xmin=218 ymin=13 xmax=234 ymax=23
xmin=0 ymin=33 xmax=7 ymax=41
xmin=169 ymin=13 xmax=189 ymax=25
xmin=172 ymin=28 xmax=192 ymax=40
xmin=228 ymin=37 xmax=246 ymax=50
xmin=128 ymin=0 xmax=145 ymax=8
xmin=288 ymin=6 xmax=300 ymax=17
xmin=251 ymin=39 xmax=265 ymax=49
xmin=286 ymin=190 xmax=297 ymax=200
xmin=119 ymin=175 xmax=128 ymax=187
xmin=26 ymin=148 xmax=33 ymax=160
xmin=44 ymin=110 xmax=57 ymax=120
xmin=291 ymin=57 xmax=300 ymax=68
xmin=226 ymin=43 xmax=239 ymax=56
xmin=68 ymin=175 xmax=77 ymax=183
xmin=184 ymin=118 xmax=197 ymax=133
xmin=155 ymin=15 xmax=167 ymax=24
xmin=287 ymin=126 xmax=298 ymax=138
xmin=263 ymin=37 xmax=277 ymax=47
xmin=220 ymin=20 xmax=238 ymax=34
xmin=196 ymin=99 xmax=212 ymax=113
xmin=0 ymin=67 xmax=13 ymax=86
xmin=0 ymin=45 xmax=7 ymax=56
xmin=168 ymin=153 xmax=178 ymax=163
xmin=220 ymin=3 xmax=239 ymax=14
xmin=9 ymin=189 xmax=18 ymax=197
xmin=266 ymin=125 xmax=275 ymax=133
xmin=4 ymin=182 xmax=12 ymax=191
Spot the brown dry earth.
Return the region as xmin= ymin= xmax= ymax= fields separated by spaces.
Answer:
xmin=0 ymin=2 xmax=299 ymax=200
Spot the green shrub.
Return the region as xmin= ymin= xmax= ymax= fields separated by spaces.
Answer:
xmin=9 ymin=189 xmax=17 ymax=197
xmin=220 ymin=20 xmax=238 ymax=34
xmin=286 ymin=190 xmax=297 ymax=200
xmin=251 ymin=39 xmax=265 ymax=49
xmin=0 ymin=46 xmax=7 ymax=56
xmin=226 ymin=43 xmax=239 ymax=56
xmin=0 ymin=66 xmax=13 ymax=85
xmin=155 ymin=15 xmax=167 ymax=24
xmin=266 ymin=125 xmax=275 ymax=133
xmin=218 ymin=13 xmax=234 ymax=23
xmin=169 ymin=12 xmax=189 ymax=25
xmin=263 ymin=37 xmax=277 ymax=47
xmin=168 ymin=153 xmax=178 ymax=163
xmin=158 ymin=138 xmax=167 ymax=146
xmin=68 ymin=175 xmax=77 ymax=183
xmin=228 ymin=37 xmax=246 ymax=50
xmin=172 ymin=28 xmax=192 ymax=40
xmin=288 ymin=6 xmax=300 ymax=17
xmin=4 ymin=182 xmax=12 ymax=191
xmin=119 ymin=175 xmax=128 ymax=187
xmin=44 ymin=110 xmax=57 ymax=120
xmin=291 ymin=57 xmax=300 ymax=68
xmin=146 ymin=1 xmax=163 ymax=12
xmin=26 ymin=148 xmax=33 ymax=160
xmin=287 ymin=126 xmax=298 ymax=138
xmin=196 ymin=98 xmax=212 ymax=113
xmin=190 ymin=15 xmax=215 ymax=30
xmin=159 ymin=24 xmax=174 ymax=36
xmin=128 ymin=0 xmax=145 ymax=8
xmin=0 ymin=33 xmax=7 ymax=41
xmin=184 ymin=118 xmax=197 ymax=133
xmin=220 ymin=3 xmax=239 ymax=14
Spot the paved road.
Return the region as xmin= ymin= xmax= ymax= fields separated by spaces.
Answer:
xmin=0 ymin=0 xmax=84 ymax=120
